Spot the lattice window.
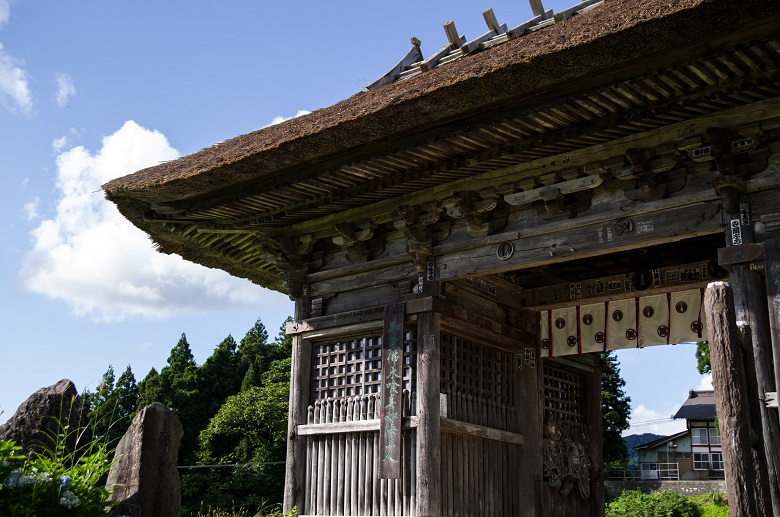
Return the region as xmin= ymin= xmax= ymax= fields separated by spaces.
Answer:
xmin=311 ymin=330 xmax=417 ymax=401
xmin=440 ymin=332 xmax=514 ymax=407
xmin=543 ymin=365 xmax=587 ymax=435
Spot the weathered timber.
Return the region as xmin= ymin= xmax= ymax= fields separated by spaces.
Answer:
xmin=287 ymin=98 xmax=780 ymax=237
xmin=440 ymin=417 xmax=524 ymax=445
xmin=283 ymin=332 xmax=312 ymax=514
xmin=764 ymin=238 xmax=780 ymax=417
xmin=438 ymin=201 xmax=722 ymax=281
xmin=704 ymin=282 xmax=771 ymax=517
xmin=416 ymin=311 xmax=441 ymax=517
xmin=723 ymin=200 xmax=780 ymax=514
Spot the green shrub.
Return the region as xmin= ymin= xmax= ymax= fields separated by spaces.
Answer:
xmin=0 ymin=421 xmax=114 ymax=516
xmin=607 ymin=489 xmax=701 ymax=517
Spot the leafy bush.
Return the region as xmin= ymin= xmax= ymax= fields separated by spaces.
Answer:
xmin=606 ymin=489 xmax=701 ymax=517
xmin=690 ymin=492 xmax=729 ymax=517
xmin=0 ymin=422 xmax=114 ymax=516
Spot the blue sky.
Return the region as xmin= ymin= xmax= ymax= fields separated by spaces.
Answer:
xmin=0 ymin=0 xmax=709 ymax=436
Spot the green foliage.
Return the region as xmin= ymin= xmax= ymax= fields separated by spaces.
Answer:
xmin=606 ymin=490 xmax=718 ymax=517
xmin=83 ymin=365 xmax=138 ymax=447
xmin=695 ymin=340 xmax=711 ymax=375
xmin=601 ymin=352 xmax=632 ymax=466
xmin=136 ymin=367 xmax=163 ymax=409
xmin=690 ymin=493 xmax=729 ymax=517
xmin=0 ymin=417 xmax=114 ymax=516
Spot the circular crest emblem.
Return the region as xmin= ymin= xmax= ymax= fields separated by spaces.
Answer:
xmin=612 ymin=310 xmax=624 ymax=322
xmin=555 ymin=318 xmax=566 ymax=329
xmin=583 ymin=314 xmax=593 ymax=326
xmin=643 ymin=306 xmax=654 ymax=318
xmin=626 ymin=328 xmax=637 ymax=340
xmin=496 ymin=242 xmax=514 ymax=261
xmin=595 ymin=332 xmax=605 ymax=344
xmin=691 ymin=321 xmax=703 ymax=334
xmin=657 ymin=325 xmax=669 ymax=337
xmin=567 ymin=336 xmax=578 ymax=348
xmin=676 ymin=301 xmax=688 ymax=314
xmin=541 ymin=338 xmax=550 ymax=350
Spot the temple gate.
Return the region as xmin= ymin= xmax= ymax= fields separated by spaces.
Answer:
xmin=104 ymin=0 xmax=780 ymax=514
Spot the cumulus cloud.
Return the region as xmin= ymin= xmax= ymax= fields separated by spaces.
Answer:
xmin=20 ymin=120 xmax=284 ymax=322
xmin=0 ymin=43 xmax=32 ymax=115
xmin=626 ymin=403 xmax=687 ymax=436
xmin=54 ymin=72 xmax=75 ymax=108
xmin=264 ymin=109 xmax=311 ymax=128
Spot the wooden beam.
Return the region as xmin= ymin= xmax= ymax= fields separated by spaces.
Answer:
xmin=440 ymin=418 xmax=524 ymax=445
xmin=436 ymin=201 xmax=723 ymax=281
xmin=287 ymin=98 xmax=780 ymax=237
xmin=297 ymin=417 xmax=418 ymax=436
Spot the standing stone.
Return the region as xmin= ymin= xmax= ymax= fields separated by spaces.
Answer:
xmin=0 ymin=378 xmax=90 ymax=458
xmin=106 ymin=403 xmax=183 ymax=517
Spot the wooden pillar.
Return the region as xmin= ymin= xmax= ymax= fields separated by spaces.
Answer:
xmin=283 ymin=288 xmax=312 ymax=514
xmin=763 ymin=238 xmax=780 ymax=398
xmin=704 ymin=283 xmax=772 ymax=517
xmin=416 ymin=310 xmax=441 ymax=517
xmin=721 ymin=200 xmax=780 ymax=513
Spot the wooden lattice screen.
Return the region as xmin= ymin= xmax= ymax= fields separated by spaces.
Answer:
xmin=440 ymin=331 xmax=516 ymax=432
xmin=542 ymin=364 xmax=588 ymax=435
xmin=312 ymin=330 xmax=417 ymax=401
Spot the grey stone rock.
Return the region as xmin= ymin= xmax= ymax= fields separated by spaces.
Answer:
xmin=0 ymin=378 xmax=90 ymax=458
xmin=106 ymin=402 xmax=183 ymax=517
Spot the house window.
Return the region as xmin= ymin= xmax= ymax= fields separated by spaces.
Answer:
xmin=693 ymin=452 xmax=710 ymax=470
xmin=691 ymin=427 xmax=709 ymax=445
xmin=711 ymin=453 xmax=724 ymax=471
xmin=709 ymin=427 xmax=722 ymax=445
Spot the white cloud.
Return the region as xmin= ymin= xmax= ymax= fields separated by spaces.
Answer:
xmin=696 ymin=373 xmax=713 ymax=391
xmin=54 ymin=72 xmax=75 ymax=108
xmin=264 ymin=109 xmax=311 ymax=128
xmin=0 ymin=0 xmax=9 ymax=28
xmin=626 ymin=403 xmax=687 ymax=437
xmin=23 ymin=197 xmax=39 ymax=221
xmin=0 ymin=43 xmax=32 ymax=115
xmin=20 ymin=120 xmax=285 ymax=322
xmin=52 ymin=128 xmax=81 ymax=153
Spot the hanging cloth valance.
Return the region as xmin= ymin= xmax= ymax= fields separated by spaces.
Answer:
xmin=540 ymin=288 xmax=707 ymax=357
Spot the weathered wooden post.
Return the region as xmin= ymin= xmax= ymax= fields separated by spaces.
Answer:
xmin=718 ymin=191 xmax=780 ymax=513
xmin=704 ymin=282 xmax=771 ymax=517
xmin=283 ymin=285 xmax=312 ymax=515
xmin=763 ymin=238 xmax=780 ymax=400
xmin=416 ymin=310 xmax=441 ymax=517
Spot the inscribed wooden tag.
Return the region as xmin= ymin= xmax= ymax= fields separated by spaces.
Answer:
xmin=379 ymin=302 xmax=403 ymax=479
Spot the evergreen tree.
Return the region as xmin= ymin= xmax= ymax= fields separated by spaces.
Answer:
xmin=112 ymin=365 xmax=139 ymax=439
xmin=159 ymin=333 xmax=200 ymax=464
xmin=237 ymin=319 xmax=269 ymax=378
xmin=136 ymin=367 xmax=163 ymax=409
xmin=601 ymin=351 xmax=632 ymax=466
xmin=85 ymin=365 xmax=139 ymax=446
xmin=198 ymin=335 xmax=242 ymax=420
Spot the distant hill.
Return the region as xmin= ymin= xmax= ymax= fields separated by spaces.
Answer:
xmin=624 ymin=433 xmax=664 ymax=465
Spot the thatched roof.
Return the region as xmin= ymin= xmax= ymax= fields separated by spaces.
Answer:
xmin=103 ymin=0 xmax=780 ymax=292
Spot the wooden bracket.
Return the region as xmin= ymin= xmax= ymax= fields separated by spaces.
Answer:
xmin=718 ymin=243 xmax=764 ymax=268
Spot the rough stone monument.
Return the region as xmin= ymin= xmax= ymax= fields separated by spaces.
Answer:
xmin=0 ymin=378 xmax=89 ymax=457
xmin=106 ymin=402 xmax=183 ymax=517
